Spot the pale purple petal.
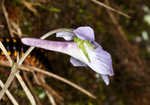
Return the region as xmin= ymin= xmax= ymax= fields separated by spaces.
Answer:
xmin=21 ymin=38 xmax=78 ymax=55
xmin=70 ymin=57 xmax=87 ymax=67
xmin=73 ymin=26 xmax=95 ymax=41
xmin=56 ymin=31 xmax=74 ymax=41
xmin=85 ymin=42 xmax=114 ymax=76
xmin=101 ymin=75 xmax=110 ymax=85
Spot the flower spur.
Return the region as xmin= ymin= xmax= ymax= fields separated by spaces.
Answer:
xmin=21 ymin=26 xmax=114 ymax=85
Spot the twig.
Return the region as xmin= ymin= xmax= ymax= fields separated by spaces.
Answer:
xmin=23 ymin=72 xmax=43 ymax=105
xmin=0 ymin=45 xmax=36 ymax=105
xmin=1 ymin=0 xmax=14 ymax=37
xmin=31 ymin=67 xmax=96 ymax=99
xmin=0 ymin=80 xmax=19 ymax=105
xmin=0 ymin=41 xmax=14 ymax=100
xmin=40 ymin=28 xmax=73 ymax=39
xmin=0 ymin=41 xmax=16 ymax=100
xmin=0 ymin=40 xmax=21 ymax=102
xmin=15 ymin=72 xmax=36 ymax=105
xmin=20 ymin=0 xmax=38 ymax=16
xmin=0 ymin=25 xmax=4 ymax=28
xmin=38 ymin=75 xmax=63 ymax=103
xmin=2 ymin=0 xmax=23 ymax=38
xmin=39 ymin=75 xmax=57 ymax=105
xmin=0 ymin=42 xmax=13 ymax=65
xmin=0 ymin=61 xmax=96 ymax=99
xmin=11 ymin=21 xmax=23 ymax=37
xmin=104 ymin=0 xmax=128 ymax=40
xmin=91 ymin=0 xmax=130 ymax=18
xmin=46 ymin=91 xmax=56 ymax=105
xmin=16 ymin=55 xmax=36 ymax=105
xmin=0 ymin=63 xmax=18 ymax=100
xmin=104 ymin=0 xmax=144 ymax=69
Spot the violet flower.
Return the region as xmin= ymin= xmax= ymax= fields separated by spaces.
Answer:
xmin=21 ymin=26 xmax=114 ymax=85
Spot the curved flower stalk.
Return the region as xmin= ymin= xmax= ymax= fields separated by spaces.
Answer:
xmin=21 ymin=26 xmax=114 ymax=85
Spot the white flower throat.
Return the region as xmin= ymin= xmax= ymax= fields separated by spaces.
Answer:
xmin=73 ymin=36 xmax=97 ymax=62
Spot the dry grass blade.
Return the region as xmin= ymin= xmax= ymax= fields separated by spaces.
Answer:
xmin=1 ymin=0 xmax=14 ymax=37
xmin=0 ymin=25 xmax=4 ymax=28
xmin=23 ymin=72 xmax=43 ymax=105
xmin=18 ymin=47 xmax=35 ymax=66
xmin=40 ymin=28 xmax=73 ymax=39
xmin=15 ymin=72 xmax=36 ymax=105
xmin=0 ymin=80 xmax=19 ymax=105
xmin=104 ymin=0 xmax=128 ymax=40
xmin=20 ymin=0 xmax=38 ymax=16
xmin=1 ymin=1 xmax=37 ymax=102
xmin=46 ymin=91 xmax=56 ymax=105
xmin=0 ymin=42 xmax=13 ymax=65
xmin=2 ymin=0 xmax=24 ymax=38
xmin=29 ymin=67 xmax=96 ymax=99
xmin=0 ymin=63 xmax=18 ymax=100
xmin=0 ymin=52 xmax=36 ymax=104
xmin=16 ymin=55 xmax=36 ymax=105
xmin=38 ymin=76 xmax=63 ymax=103
xmin=0 ymin=61 xmax=96 ymax=99
xmin=11 ymin=21 xmax=23 ymax=37
xmin=0 ymin=41 xmax=16 ymax=100
xmin=0 ymin=40 xmax=35 ymax=104
xmin=91 ymin=0 xmax=130 ymax=18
